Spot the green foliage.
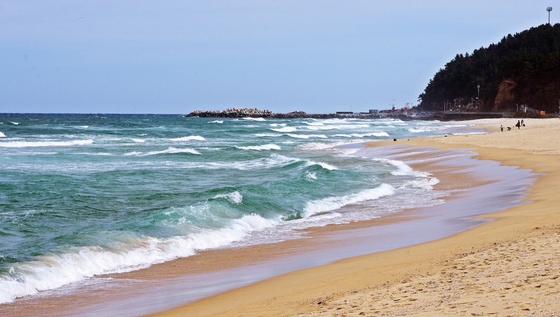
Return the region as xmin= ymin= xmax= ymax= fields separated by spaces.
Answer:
xmin=419 ymin=24 xmax=560 ymax=113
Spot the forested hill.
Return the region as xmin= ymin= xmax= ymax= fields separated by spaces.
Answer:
xmin=419 ymin=24 xmax=560 ymax=114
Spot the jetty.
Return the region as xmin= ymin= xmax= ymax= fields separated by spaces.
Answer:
xmin=185 ymin=107 xmax=519 ymax=121
xmin=186 ymin=108 xmax=384 ymax=119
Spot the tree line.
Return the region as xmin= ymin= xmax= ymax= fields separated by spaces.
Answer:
xmin=419 ymin=24 xmax=560 ymax=114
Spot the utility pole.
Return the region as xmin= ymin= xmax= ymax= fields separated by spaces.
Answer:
xmin=477 ymin=84 xmax=480 ymax=100
xmin=477 ymin=84 xmax=480 ymax=111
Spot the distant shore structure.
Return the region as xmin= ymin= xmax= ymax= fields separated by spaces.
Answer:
xmin=186 ymin=107 xmax=384 ymax=119
xmin=185 ymin=107 xmax=507 ymax=120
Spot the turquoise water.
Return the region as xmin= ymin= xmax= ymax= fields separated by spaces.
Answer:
xmin=0 ymin=113 xmax=469 ymax=303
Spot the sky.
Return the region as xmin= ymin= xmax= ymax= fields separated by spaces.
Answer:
xmin=0 ymin=1 xmax=555 ymax=114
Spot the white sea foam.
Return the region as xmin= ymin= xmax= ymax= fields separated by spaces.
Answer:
xmin=304 ymin=125 xmax=337 ymax=131
xmin=303 ymin=183 xmax=395 ymax=218
xmin=374 ymin=158 xmax=438 ymax=189
xmin=75 ymin=152 xmax=113 ymax=156
xmin=243 ymin=117 xmax=266 ymax=121
xmin=0 ymin=214 xmax=278 ymax=304
xmin=408 ymin=127 xmax=433 ymax=133
xmin=306 ymin=122 xmax=370 ymax=131
xmin=298 ymin=142 xmax=337 ymax=151
xmin=209 ymin=120 xmax=223 ymax=124
xmin=0 ymin=139 xmax=93 ymax=148
xmin=125 ymin=147 xmax=201 ymax=156
xmin=236 ymin=144 xmax=281 ymax=151
xmin=303 ymin=121 xmax=324 ymax=126
xmin=271 ymin=127 xmax=297 ymax=133
xmin=213 ymin=191 xmax=243 ymax=204
xmin=321 ymin=118 xmax=352 ymax=124
xmin=255 ymin=133 xmax=282 ymax=138
xmin=299 ymin=141 xmax=364 ymax=151
xmin=238 ymin=154 xmax=297 ymax=169
xmin=305 ymin=171 xmax=317 ymax=180
xmin=195 ymin=154 xmax=299 ymax=171
xmin=287 ymin=134 xmax=328 ymax=139
xmin=0 ymin=132 xmax=5 ymax=138
xmin=334 ymin=132 xmax=389 ymax=138
xmin=374 ymin=158 xmax=419 ymax=176
xmin=169 ymin=135 xmax=206 ymax=142
xmin=403 ymin=177 xmax=440 ymax=190
xmin=303 ymin=160 xmax=338 ymax=171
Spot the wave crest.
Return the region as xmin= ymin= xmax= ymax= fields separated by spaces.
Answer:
xmin=0 ymin=139 xmax=93 ymax=148
xmin=236 ymin=144 xmax=281 ymax=151
xmin=0 ymin=214 xmax=278 ymax=304
xmin=170 ymin=135 xmax=206 ymax=142
xmin=125 ymin=147 xmax=201 ymax=156
xmin=303 ymin=183 xmax=395 ymax=218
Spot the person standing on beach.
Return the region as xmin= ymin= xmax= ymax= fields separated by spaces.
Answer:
xmin=516 ymin=120 xmax=521 ymax=129
xmin=501 ymin=125 xmax=504 ymax=132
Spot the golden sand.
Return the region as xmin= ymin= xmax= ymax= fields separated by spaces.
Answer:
xmin=152 ymin=118 xmax=560 ymax=317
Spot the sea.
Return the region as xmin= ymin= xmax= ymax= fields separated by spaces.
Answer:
xmin=0 ymin=113 xmax=529 ymax=310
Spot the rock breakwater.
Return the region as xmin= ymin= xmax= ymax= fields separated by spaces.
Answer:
xmin=187 ymin=108 xmax=273 ymax=118
xmin=186 ymin=108 xmax=380 ymax=119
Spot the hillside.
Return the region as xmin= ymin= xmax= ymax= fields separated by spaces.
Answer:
xmin=419 ymin=24 xmax=560 ymax=114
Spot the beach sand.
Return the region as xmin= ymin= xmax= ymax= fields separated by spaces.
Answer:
xmin=152 ymin=118 xmax=560 ymax=317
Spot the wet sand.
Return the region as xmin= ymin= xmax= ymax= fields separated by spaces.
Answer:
xmin=151 ymin=118 xmax=560 ymax=316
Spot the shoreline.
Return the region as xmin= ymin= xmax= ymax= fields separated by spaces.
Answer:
xmin=151 ymin=118 xmax=560 ymax=316
xmin=1 ymin=118 xmax=557 ymax=316
xmin=3 ymin=145 xmax=515 ymax=317
xmin=0 ymin=120 xmax=532 ymax=317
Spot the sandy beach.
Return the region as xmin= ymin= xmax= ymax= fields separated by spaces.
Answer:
xmin=152 ymin=118 xmax=560 ymax=317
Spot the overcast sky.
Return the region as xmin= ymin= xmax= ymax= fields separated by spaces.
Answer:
xmin=0 ymin=1 xmax=554 ymax=114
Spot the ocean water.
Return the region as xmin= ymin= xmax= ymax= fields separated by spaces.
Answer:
xmin=0 ymin=113 xmax=474 ymax=304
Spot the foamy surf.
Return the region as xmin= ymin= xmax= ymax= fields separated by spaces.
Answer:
xmin=0 ymin=139 xmax=94 ymax=148
xmin=125 ymin=147 xmax=201 ymax=156
xmin=0 ymin=214 xmax=279 ymax=304
xmin=303 ymin=183 xmax=396 ymax=218
xmin=169 ymin=135 xmax=206 ymax=142
xmin=235 ymin=144 xmax=281 ymax=151
xmin=271 ymin=127 xmax=297 ymax=133
xmin=213 ymin=191 xmax=244 ymax=204
xmin=0 ymin=114 xmax=477 ymax=306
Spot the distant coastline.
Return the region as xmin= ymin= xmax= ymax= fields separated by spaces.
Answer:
xmin=185 ymin=107 xmax=508 ymax=121
xmin=186 ymin=107 xmax=382 ymax=119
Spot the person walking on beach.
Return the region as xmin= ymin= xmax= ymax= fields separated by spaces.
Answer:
xmin=516 ymin=120 xmax=521 ymax=129
xmin=500 ymin=125 xmax=504 ymax=132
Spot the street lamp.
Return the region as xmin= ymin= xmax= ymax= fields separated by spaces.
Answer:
xmin=477 ymin=84 xmax=480 ymax=99
xmin=547 ymin=7 xmax=553 ymax=25
xmin=477 ymin=84 xmax=480 ymax=111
